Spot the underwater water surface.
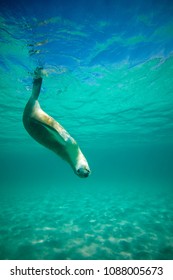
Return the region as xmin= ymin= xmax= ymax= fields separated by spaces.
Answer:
xmin=0 ymin=0 xmax=173 ymax=260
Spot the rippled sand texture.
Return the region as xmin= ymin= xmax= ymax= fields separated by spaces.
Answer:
xmin=0 ymin=185 xmax=173 ymax=260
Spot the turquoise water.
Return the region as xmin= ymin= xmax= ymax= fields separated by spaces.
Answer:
xmin=0 ymin=0 xmax=173 ymax=260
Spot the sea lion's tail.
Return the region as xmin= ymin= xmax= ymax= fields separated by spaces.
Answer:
xmin=32 ymin=67 xmax=43 ymax=100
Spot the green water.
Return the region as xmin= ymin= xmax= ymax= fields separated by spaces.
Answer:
xmin=1 ymin=0 xmax=173 ymax=260
xmin=1 ymin=144 xmax=173 ymax=260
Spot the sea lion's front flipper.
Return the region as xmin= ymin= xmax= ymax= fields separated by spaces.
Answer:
xmin=31 ymin=109 xmax=76 ymax=146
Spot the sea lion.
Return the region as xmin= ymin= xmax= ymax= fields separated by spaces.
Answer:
xmin=23 ymin=67 xmax=91 ymax=178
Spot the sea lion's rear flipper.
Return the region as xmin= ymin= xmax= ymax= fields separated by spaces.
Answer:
xmin=32 ymin=67 xmax=44 ymax=100
xmin=32 ymin=77 xmax=42 ymax=100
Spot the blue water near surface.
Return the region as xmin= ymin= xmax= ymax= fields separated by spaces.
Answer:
xmin=0 ymin=0 xmax=173 ymax=260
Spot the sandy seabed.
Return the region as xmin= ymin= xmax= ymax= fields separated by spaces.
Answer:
xmin=0 ymin=183 xmax=173 ymax=260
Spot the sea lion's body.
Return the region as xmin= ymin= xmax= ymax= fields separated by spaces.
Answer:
xmin=23 ymin=73 xmax=90 ymax=178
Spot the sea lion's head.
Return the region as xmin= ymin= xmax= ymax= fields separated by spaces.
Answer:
xmin=76 ymin=166 xmax=91 ymax=178
xmin=73 ymin=151 xmax=91 ymax=178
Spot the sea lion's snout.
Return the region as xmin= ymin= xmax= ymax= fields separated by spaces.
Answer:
xmin=76 ymin=167 xmax=90 ymax=178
